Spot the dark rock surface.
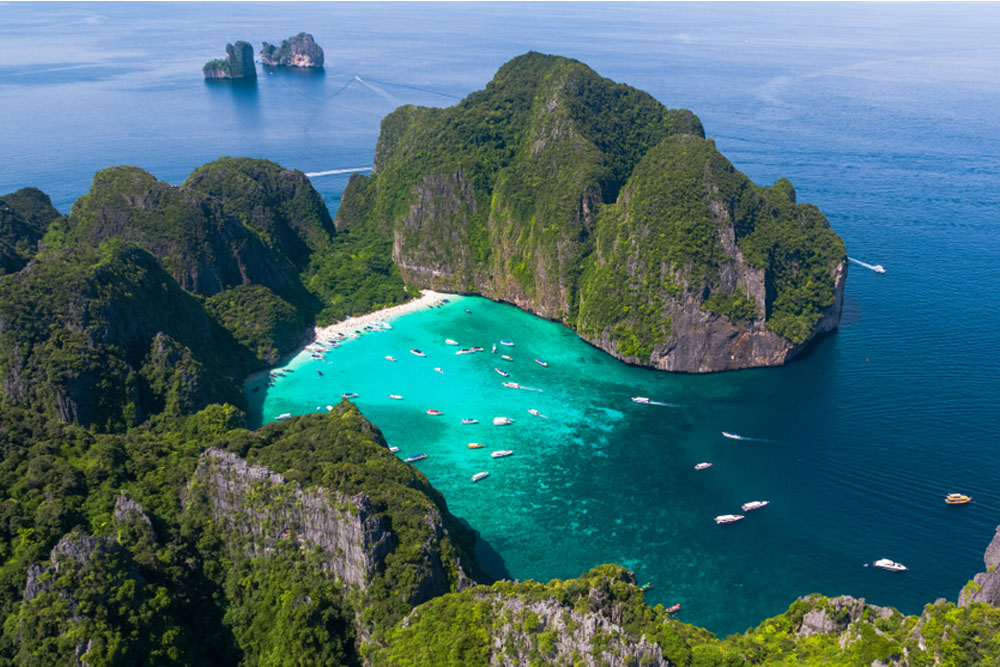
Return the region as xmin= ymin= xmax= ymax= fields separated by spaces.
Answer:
xmin=203 ymin=41 xmax=256 ymax=79
xmin=959 ymin=524 xmax=1000 ymax=606
xmin=261 ymin=33 xmax=324 ymax=68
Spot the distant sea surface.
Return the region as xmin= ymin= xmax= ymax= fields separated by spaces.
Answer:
xmin=4 ymin=2 xmax=999 ymax=636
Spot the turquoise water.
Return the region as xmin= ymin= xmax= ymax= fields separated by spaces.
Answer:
xmin=5 ymin=2 xmax=1000 ymax=635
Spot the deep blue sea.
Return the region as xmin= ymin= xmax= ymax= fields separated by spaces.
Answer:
xmin=3 ymin=2 xmax=999 ymax=636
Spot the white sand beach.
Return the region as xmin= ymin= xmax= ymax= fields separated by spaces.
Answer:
xmin=310 ymin=290 xmax=452 ymax=342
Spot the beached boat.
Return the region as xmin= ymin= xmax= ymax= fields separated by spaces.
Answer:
xmin=501 ymin=354 xmax=513 ymax=361
xmin=275 ymin=413 xmax=293 ymax=421
xmin=389 ymin=394 xmax=403 ymax=400
xmin=631 ymin=396 xmax=650 ymax=404
xmin=535 ymin=358 xmax=548 ymax=367
xmin=495 ymin=368 xmax=509 ymax=377
xmin=471 ymin=472 xmax=489 ymax=482
xmin=341 ymin=392 xmax=358 ymax=399
xmin=434 ymin=367 xmax=445 ymax=374
xmin=502 ymin=381 xmax=521 ymax=389
xmin=493 ymin=417 xmax=514 ymax=426
xmin=714 ymin=514 xmax=744 ymax=525
xmin=388 ymin=445 xmax=399 ymax=453
xmin=410 ymin=348 xmax=426 ymax=357
xmin=380 ymin=321 xmax=391 ymax=329
xmin=490 ymin=450 xmax=513 ymax=458
xmin=694 ymin=462 xmax=713 ymax=470
xmin=528 ymin=408 xmax=548 ymax=419
xmin=945 ymin=493 xmax=972 ymax=504
xmin=426 ymin=409 xmax=443 ymax=416
xmin=461 ymin=418 xmax=479 ymax=425
xmin=385 ymin=355 xmax=396 ymax=362
xmin=445 ymin=338 xmax=459 ymax=345
xmin=722 ymin=431 xmax=742 ymax=440
xmin=500 ymin=340 xmax=514 ymax=346
xmin=666 ymin=603 xmax=682 ymax=613
xmin=467 ymin=442 xmax=484 ymax=449
xmin=873 ymin=558 xmax=908 ymax=572
xmin=741 ymin=500 xmax=770 ymax=512
xmin=403 ymin=453 xmax=428 ymax=463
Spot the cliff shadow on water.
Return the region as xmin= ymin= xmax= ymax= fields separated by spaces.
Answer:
xmin=457 ymin=517 xmax=512 ymax=582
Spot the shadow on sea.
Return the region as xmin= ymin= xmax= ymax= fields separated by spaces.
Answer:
xmin=458 ymin=518 xmax=512 ymax=582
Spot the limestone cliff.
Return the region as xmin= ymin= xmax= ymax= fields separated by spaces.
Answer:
xmin=0 ymin=187 xmax=60 ymax=275
xmin=337 ymin=52 xmax=846 ymax=372
xmin=203 ymin=41 xmax=256 ymax=79
xmin=959 ymin=524 xmax=1000 ymax=607
xmin=261 ymin=33 xmax=324 ymax=68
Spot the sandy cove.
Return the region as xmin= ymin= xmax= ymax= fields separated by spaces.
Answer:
xmin=310 ymin=290 xmax=451 ymax=342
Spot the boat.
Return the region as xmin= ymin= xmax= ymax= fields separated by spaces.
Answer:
xmin=945 ymin=493 xmax=972 ymax=504
xmin=388 ymin=445 xmax=399 ymax=453
xmin=493 ymin=417 xmax=514 ymax=425
xmin=666 ymin=603 xmax=682 ymax=613
xmin=445 ymin=338 xmax=459 ymax=345
xmin=426 ymin=409 xmax=443 ymax=416
xmin=722 ymin=431 xmax=742 ymax=440
xmin=471 ymin=472 xmax=489 ymax=482
xmin=410 ymin=348 xmax=426 ymax=357
xmin=535 ymin=358 xmax=548 ymax=367
xmin=873 ymin=558 xmax=908 ymax=572
xmin=528 ymin=408 xmax=548 ymax=419
xmin=341 ymin=392 xmax=358 ymax=399
xmin=403 ymin=453 xmax=428 ymax=463
xmin=639 ymin=583 xmax=652 ymax=591
xmin=385 ymin=355 xmax=396 ymax=362
xmin=434 ymin=367 xmax=445 ymax=374
xmin=455 ymin=348 xmax=473 ymax=355
xmin=275 ymin=413 xmax=293 ymax=421
xmin=470 ymin=346 xmax=485 ymax=353
xmin=465 ymin=309 xmax=471 ymax=313
xmin=873 ymin=264 xmax=886 ymax=274
xmin=492 ymin=344 xmax=497 ymax=353
xmin=501 ymin=354 xmax=513 ymax=361
xmin=502 ymin=381 xmax=521 ymax=389
xmin=467 ymin=442 xmax=484 ymax=449
xmin=389 ymin=394 xmax=403 ymax=400
xmin=461 ymin=418 xmax=479 ymax=425
xmin=714 ymin=514 xmax=744 ymax=525
xmin=495 ymin=368 xmax=509 ymax=377
xmin=741 ymin=500 xmax=770 ymax=512
xmin=491 ymin=450 xmax=513 ymax=458
xmin=380 ymin=321 xmax=391 ymax=329
xmin=631 ymin=397 xmax=650 ymax=404
xmin=500 ymin=339 xmax=514 ymax=347
xmin=694 ymin=462 xmax=713 ymax=470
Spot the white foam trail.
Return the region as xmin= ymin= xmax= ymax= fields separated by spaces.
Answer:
xmin=648 ymin=401 xmax=680 ymax=407
xmin=305 ymin=167 xmax=373 ymax=177
xmin=354 ymin=75 xmax=401 ymax=105
xmin=849 ymin=257 xmax=882 ymax=272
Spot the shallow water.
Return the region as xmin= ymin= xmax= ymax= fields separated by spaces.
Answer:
xmin=4 ymin=2 xmax=1000 ymax=635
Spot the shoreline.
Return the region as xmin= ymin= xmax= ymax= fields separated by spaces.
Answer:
xmin=310 ymin=289 xmax=452 ymax=343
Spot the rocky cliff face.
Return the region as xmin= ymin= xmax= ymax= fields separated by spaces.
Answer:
xmin=337 ymin=52 xmax=846 ymax=372
xmin=203 ymin=41 xmax=256 ymax=79
xmin=959 ymin=524 xmax=1000 ymax=607
xmin=260 ymin=33 xmax=324 ymax=68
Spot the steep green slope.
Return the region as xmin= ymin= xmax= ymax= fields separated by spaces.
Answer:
xmin=0 ymin=187 xmax=60 ymax=275
xmin=336 ymin=52 xmax=845 ymax=372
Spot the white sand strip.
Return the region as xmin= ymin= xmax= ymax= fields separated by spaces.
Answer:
xmin=310 ymin=290 xmax=451 ymax=342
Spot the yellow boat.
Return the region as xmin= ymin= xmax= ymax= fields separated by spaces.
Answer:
xmin=467 ymin=442 xmax=484 ymax=449
xmin=945 ymin=493 xmax=972 ymax=504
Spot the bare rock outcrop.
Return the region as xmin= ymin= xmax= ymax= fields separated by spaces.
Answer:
xmin=958 ymin=524 xmax=1000 ymax=607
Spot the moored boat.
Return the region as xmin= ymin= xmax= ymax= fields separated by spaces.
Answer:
xmin=714 ymin=514 xmax=744 ymax=524
xmin=492 ymin=344 xmax=497 ymax=353
xmin=501 ymin=354 xmax=513 ymax=361
xmin=403 ymin=453 xmax=428 ymax=463
xmin=490 ymin=450 xmax=513 ymax=458
xmin=741 ymin=500 xmax=770 ymax=512
xmin=380 ymin=321 xmax=391 ymax=329
xmin=495 ymin=368 xmax=509 ymax=377
xmin=666 ymin=603 xmax=682 ymax=613
xmin=528 ymin=408 xmax=548 ymax=418
xmin=456 ymin=348 xmax=473 ymax=355
xmin=873 ymin=558 xmax=908 ymax=571
xmin=275 ymin=413 xmax=293 ymax=421
xmin=500 ymin=339 xmax=514 ymax=346
xmin=410 ymin=348 xmax=426 ymax=357
xmin=467 ymin=442 xmax=484 ymax=449
xmin=694 ymin=462 xmax=713 ymax=470
xmin=631 ymin=396 xmax=650 ymax=404
xmin=385 ymin=355 xmax=396 ymax=362
xmin=388 ymin=445 xmax=399 ymax=453
xmin=493 ymin=417 xmax=513 ymax=425
xmin=945 ymin=493 xmax=972 ymax=504
xmin=389 ymin=394 xmax=403 ymax=400
xmin=426 ymin=409 xmax=443 ymax=416
xmin=471 ymin=472 xmax=489 ymax=482
xmin=434 ymin=367 xmax=445 ymax=374
xmin=445 ymin=338 xmax=459 ymax=345
xmin=461 ymin=418 xmax=479 ymax=425
xmin=535 ymin=358 xmax=548 ymax=367
xmin=341 ymin=392 xmax=358 ymax=399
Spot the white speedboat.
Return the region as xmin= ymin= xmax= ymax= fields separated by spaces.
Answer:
xmin=528 ymin=408 xmax=548 ymax=418
xmin=490 ymin=450 xmax=513 ymax=458
xmin=493 ymin=417 xmax=513 ymax=425
xmin=873 ymin=265 xmax=886 ymax=274
xmin=714 ymin=514 xmax=744 ymax=525
xmin=461 ymin=418 xmax=479 ymax=425
xmin=721 ymin=431 xmax=742 ymax=440
xmin=434 ymin=367 xmax=445 ymax=374
xmin=388 ymin=446 xmax=399 ymax=453
xmin=456 ymin=348 xmax=474 ymax=355
xmin=471 ymin=472 xmax=489 ymax=482
xmin=341 ymin=392 xmax=358 ymax=399
xmin=873 ymin=558 xmax=908 ymax=572
xmin=502 ymin=381 xmax=521 ymax=388
xmin=275 ymin=412 xmax=293 ymax=421
xmin=445 ymin=338 xmax=459 ymax=345
xmin=631 ymin=396 xmax=650 ymax=404
xmin=694 ymin=462 xmax=713 ymax=470
xmin=389 ymin=394 xmax=403 ymax=400
xmin=410 ymin=348 xmax=426 ymax=357
xmin=741 ymin=500 xmax=770 ymax=512
xmin=426 ymin=409 xmax=443 ymax=416
xmin=385 ymin=355 xmax=397 ymax=362
xmin=501 ymin=354 xmax=513 ymax=361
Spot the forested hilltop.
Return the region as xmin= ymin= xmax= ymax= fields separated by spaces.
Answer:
xmin=337 ymin=52 xmax=847 ymax=372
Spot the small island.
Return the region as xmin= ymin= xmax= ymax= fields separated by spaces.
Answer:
xmin=260 ymin=32 xmax=324 ymax=68
xmin=203 ymin=40 xmax=257 ymax=79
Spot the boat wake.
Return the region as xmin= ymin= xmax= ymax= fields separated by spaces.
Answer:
xmin=647 ymin=400 xmax=680 ymax=407
xmin=848 ymin=256 xmax=886 ymax=273
xmin=723 ymin=432 xmax=773 ymax=443
xmin=305 ymin=166 xmax=373 ymax=177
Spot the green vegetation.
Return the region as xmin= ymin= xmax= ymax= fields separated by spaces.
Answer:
xmin=0 ymin=187 xmax=60 ymax=275
xmin=203 ymin=41 xmax=257 ymax=79
xmin=260 ymin=33 xmax=324 ymax=68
